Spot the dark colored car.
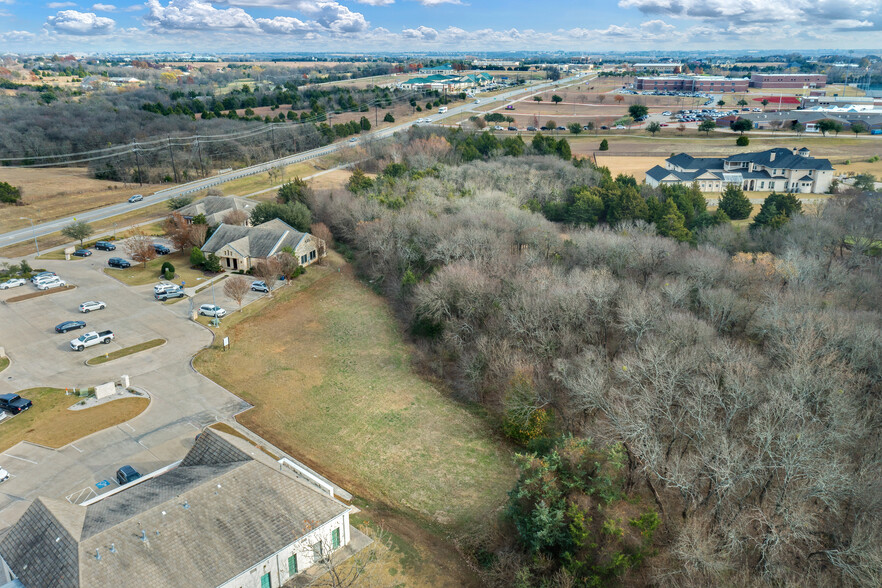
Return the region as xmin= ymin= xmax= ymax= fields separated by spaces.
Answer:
xmin=155 ymin=288 xmax=184 ymax=301
xmin=0 ymin=393 xmax=32 ymax=414
xmin=108 ymin=257 xmax=131 ymax=269
xmin=153 ymin=244 xmax=171 ymax=255
xmin=600 ymin=125 xmax=609 ymax=130
xmin=526 ymin=126 xmax=537 ymax=131
xmin=55 ymin=320 xmax=87 ymax=333
xmin=73 ymin=249 xmax=92 ymax=257
xmin=95 ymin=241 xmax=116 ymax=251
xmin=116 ymin=465 xmax=141 ymax=485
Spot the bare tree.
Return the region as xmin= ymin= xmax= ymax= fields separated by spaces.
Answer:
xmin=311 ymin=222 xmax=333 ymax=264
xmin=311 ymin=527 xmax=393 ymax=588
xmin=223 ymin=209 xmax=249 ymax=226
xmin=223 ymin=275 xmax=250 ymax=309
xmin=253 ymin=256 xmax=282 ymax=296
xmin=276 ymin=250 xmax=299 ymax=282
xmin=123 ymin=228 xmax=157 ymax=268
xmin=164 ymin=212 xmax=208 ymax=249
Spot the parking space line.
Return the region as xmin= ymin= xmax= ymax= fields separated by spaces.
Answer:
xmin=121 ymin=422 xmax=135 ymax=433
xmin=2 ymin=454 xmax=37 ymax=465
xmin=69 ymin=444 xmax=83 ymax=453
xmin=186 ymin=421 xmax=201 ymax=431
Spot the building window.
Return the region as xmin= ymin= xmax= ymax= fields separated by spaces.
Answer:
xmin=760 ymin=182 xmax=764 ymax=189
xmin=332 ymin=528 xmax=341 ymax=550
xmin=309 ymin=250 xmax=316 ymax=260
xmin=288 ymin=554 xmax=298 ymax=575
xmin=260 ymin=572 xmax=271 ymax=588
xmin=301 ymin=254 xmax=308 ymax=264
xmin=312 ymin=542 xmax=323 ymax=563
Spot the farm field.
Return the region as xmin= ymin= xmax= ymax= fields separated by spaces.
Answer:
xmin=0 ymin=166 xmax=164 ymax=234
xmin=194 ymin=252 xmax=516 ymax=587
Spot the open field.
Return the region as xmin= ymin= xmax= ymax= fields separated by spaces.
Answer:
xmin=0 ymin=167 xmax=164 ymax=234
xmin=595 ymin=155 xmax=667 ymax=176
xmin=104 ymin=250 xmax=213 ymax=287
xmin=86 ymin=339 xmax=165 ymax=365
xmin=194 ymin=252 xmax=516 ymax=586
xmin=0 ymin=387 xmax=149 ymax=452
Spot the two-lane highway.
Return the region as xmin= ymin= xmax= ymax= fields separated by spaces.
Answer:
xmin=0 ymin=73 xmax=588 ymax=249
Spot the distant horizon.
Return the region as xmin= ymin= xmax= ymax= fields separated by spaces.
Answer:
xmin=1 ymin=0 xmax=881 ymax=53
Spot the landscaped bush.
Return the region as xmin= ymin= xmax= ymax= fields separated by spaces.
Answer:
xmin=736 ymin=135 xmax=750 ymax=146
xmin=160 ymin=261 xmax=175 ymax=278
xmin=599 ymin=139 xmax=609 ymax=151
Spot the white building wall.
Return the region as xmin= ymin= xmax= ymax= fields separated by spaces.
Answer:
xmin=217 ymin=511 xmax=350 ymax=588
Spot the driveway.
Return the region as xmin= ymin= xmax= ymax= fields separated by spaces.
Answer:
xmin=0 ymin=250 xmax=251 ymax=529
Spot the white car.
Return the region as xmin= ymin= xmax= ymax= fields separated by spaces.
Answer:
xmin=79 ymin=301 xmax=107 ymax=313
xmin=154 ymin=282 xmax=177 ymax=295
xmin=32 ymin=274 xmax=59 ymax=286
xmin=199 ymin=304 xmax=227 ymax=318
xmin=0 ymin=467 xmax=8 ymax=483
xmin=37 ymin=279 xmax=66 ymax=290
xmin=0 ymin=279 xmax=25 ymax=290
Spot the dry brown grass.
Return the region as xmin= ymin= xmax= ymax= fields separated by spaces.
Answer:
xmin=0 ymin=166 xmax=164 ymax=233
xmin=595 ymin=155 xmax=667 ymax=176
xmin=0 ymin=387 xmax=149 ymax=452
xmin=194 ymin=252 xmax=515 ymax=586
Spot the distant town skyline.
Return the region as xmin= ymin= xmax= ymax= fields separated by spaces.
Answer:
xmin=1 ymin=0 xmax=881 ymax=53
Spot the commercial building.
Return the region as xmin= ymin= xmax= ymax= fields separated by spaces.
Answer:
xmin=645 ymin=148 xmax=834 ymax=193
xmin=632 ymin=62 xmax=682 ymax=73
xmin=0 ymin=428 xmax=365 ymax=588
xmin=201 ymin=218 xmax=325 ymax=272
xmin=740 ymin=110 xmax=882 ymax=132
xmin=472 ymin=59 xmax=521 ymax=68
xmin=635 ymin=75 xmax=749 ymax=93
xmin=397 ymin=72 xmax=493 ymax=91
xmin=418 ymin=64 xmax=454 ymax=74
xmin=750 ymin=74 xmax=827 ymax=89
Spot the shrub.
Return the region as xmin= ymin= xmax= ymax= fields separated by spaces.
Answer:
xmin=203 ymin=253 xmax=222 ymax=272
xmin=736 ymin=135 xmax=750 ymax=146
xmin=164 ymin=268 xmax=174 ymax=281
xmin=0 ymin=182 xmax=22 ymax=204
xmin=160 ymin=261 xmax=175 ymax=276
xmin=190 ymin=246 xmax=205 ymax=267
xmin=599 ymin=139 xmax=609 ymax=151
xmin=718 ymin=184 xmax=752 ymax=220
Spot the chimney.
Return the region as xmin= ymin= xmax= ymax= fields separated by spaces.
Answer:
xmin=769 ymin=151 xmax=775 ymax=162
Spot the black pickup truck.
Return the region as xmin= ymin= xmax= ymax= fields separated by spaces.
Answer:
xmin=0 ymin=393 xmax=32 ymax=414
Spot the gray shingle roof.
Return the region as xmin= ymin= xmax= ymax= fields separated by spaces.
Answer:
xmin=201 ymin=219 xmax=305 ymax=260
xmin=0 ymin=429 xmax=349 ymax=588
xmin=726 ymin=148 xmax=833 ymax=170
xmin=175 ymin=196 xmax=255 ymax=226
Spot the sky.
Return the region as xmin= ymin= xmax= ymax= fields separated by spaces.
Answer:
xmin=0 ymin=0 xmax=881 ymax=53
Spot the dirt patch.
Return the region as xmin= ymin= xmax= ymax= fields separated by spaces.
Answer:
xmin=595 ymin=155 xmax=667 ymax=176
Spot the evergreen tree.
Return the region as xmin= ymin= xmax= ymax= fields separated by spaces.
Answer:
xmin=718 ymin=184 xmax=752 ymax=220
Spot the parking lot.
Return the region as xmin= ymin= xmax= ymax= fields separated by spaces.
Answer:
xmin=0 ymin=243 xmax=256 ymax=529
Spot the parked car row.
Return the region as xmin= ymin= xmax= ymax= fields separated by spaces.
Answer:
xmin=30 ymin=271 xmax=66 ymax=291
xmin=54 ymin=301 xmax=108 ymax=333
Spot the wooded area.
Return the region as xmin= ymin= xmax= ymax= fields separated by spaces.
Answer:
xmin=310 ymin=127 xmax=882 ymax=586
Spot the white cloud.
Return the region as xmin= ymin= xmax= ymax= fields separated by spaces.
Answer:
xmin=47 ymin=1 xmax=77 ymax=7
xmin=401 ymin=24 xmax=438 ymax=40
xmin=353 ymin=0 xmax=393 ymax=5
xmin=255 ymin=15 xmax=313 ymax=34
xmin=618 ymin=0 xmax=879 ymax=29
xmin=92 ymin=3 xmax=118 ymax=10
xmin=416 ymin=0 xmax=463 ymax=4
xmin=145 ymin=0 xmax=258 ymax=30
xmin=0 ymin=30 xmax=36 ymax=41
xmin=46 ymin=10 xmax=116 ymax=34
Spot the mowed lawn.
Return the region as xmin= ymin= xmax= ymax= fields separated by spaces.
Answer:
xmin=193 ymin=254 xmax=516 ymax=529
xmin=0 ymin=387 xmax=148 ymax=452
xmin=104 ymin=250 xmax=213 ymax=287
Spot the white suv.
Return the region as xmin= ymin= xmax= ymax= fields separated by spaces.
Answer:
xmin=154 ymin=282 xmax=177 ymax=295
xmin=199 ymin=304 xmax=227 ymax=318
xmin=79 ymin=301 xmax=107 ymax=313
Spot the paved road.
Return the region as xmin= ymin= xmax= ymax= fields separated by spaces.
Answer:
xmin=0 ymin=73 xmax=585 ymax=249
xmin=0 ymin=246 xmax=346 ymax=529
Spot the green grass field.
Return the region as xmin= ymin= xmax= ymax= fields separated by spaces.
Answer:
xmin=194 ymin=252 xmax=515 ymax=585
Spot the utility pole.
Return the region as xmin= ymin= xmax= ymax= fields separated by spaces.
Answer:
xmin=132 ymin=141 xmax=143 ymax=186
xmin=375 ymin=103 xmax=378 ymax=127
xmin=167 ymin=136 xmax=179 ymax=183
xmin=196 ymin=139 xmax=206 ymax=178
xmin=270 ymin=123 xmax=277 ymax=158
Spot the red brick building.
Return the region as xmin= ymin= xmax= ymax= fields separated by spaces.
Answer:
xmin=750 ymin=74 xmax=827 ymax=89
xmin=635 ymin=75 xmax=749 ymax=93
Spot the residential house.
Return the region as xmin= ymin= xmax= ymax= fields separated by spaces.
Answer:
xmin=175 ymin=195 xmax=256 ymax=226
xmin=645 ymin=148 xmax=834 ymax=193
xmin=0 ymin=428 xmax=363 ymax=588
xmin=201 ymin=218 xmax=324 ymax=272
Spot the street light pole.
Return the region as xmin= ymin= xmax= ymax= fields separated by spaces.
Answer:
xmin=19 ymin=217 xmax=39 ymax=256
